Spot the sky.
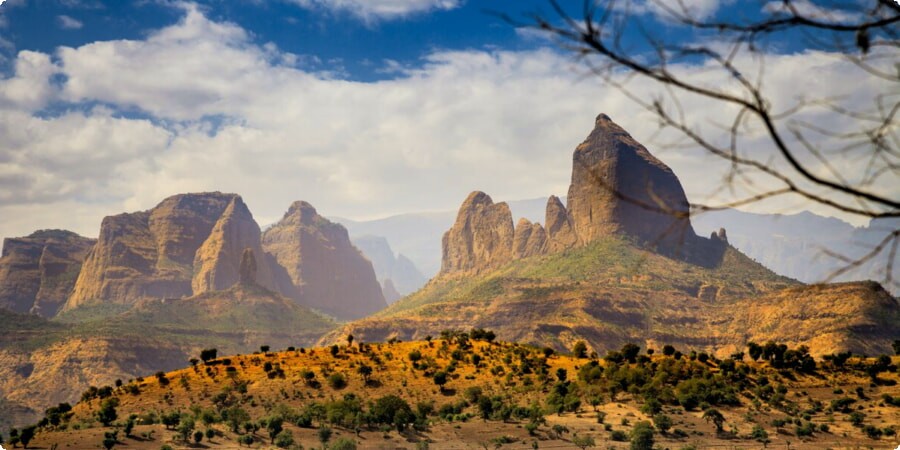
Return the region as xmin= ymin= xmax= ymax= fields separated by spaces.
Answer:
xmin=0 ymin=0 xmax=895 ymax=240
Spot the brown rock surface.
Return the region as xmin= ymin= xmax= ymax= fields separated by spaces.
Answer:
xmin=0 ymin=230 xmax=94 ymax=317
xmin=239 ymin=248 xmax=258 ymax=285
xmin=191 ymin=197 xmax=276 ymax=294
xmin=262 ymin=201 xmax=386 ymax=320
xmin=545 ymin=195 xmax=578 ymax=253
xmin=512 ymin=218 xmax=546 ymax=259
xmin=65 ymin=192 xmax=240 ymax=310
xmin=565 ymin=114 xmax=696 ymax=252
xmin=440 ymin=191 xmax=516 ymax=275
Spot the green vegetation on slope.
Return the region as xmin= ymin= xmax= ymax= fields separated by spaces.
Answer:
xmin=382 ymin=237 xmax=795 ymax=318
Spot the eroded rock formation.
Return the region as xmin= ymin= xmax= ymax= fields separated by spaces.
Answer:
xmin=0 ymin=230 xmax=95 ymax=317
xmin=439 ymin=114 xmax=728 ymax=276
xmin=440 ymin=192 xmax=515 ymax=275
xmin=191 ymin=197 xmax=276 ymax=294
xmin=262 ymin=201 xmax=386 ymax=320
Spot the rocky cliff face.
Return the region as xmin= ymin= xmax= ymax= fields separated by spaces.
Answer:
xmin=440 ymin=192 xmax=516 ymax=275
xmin=545 ymin=195 xmax=578 ymax=253
xmin=0 ymin=230 xmax=95 ymax=317
xmin=191 ymin=197 xmax=276 ymax=294
xmin=512 ymin=218 xmax=546 ymax=259
xmin=439 ymin=115 xmax=722 ymax=276
xmin=66 ymin=193 xmax=250 ymax=310
xmin=566 ymin=114 xmax=696 ymax=251
xmin=262 ymin=201 xmax=387 ymax=320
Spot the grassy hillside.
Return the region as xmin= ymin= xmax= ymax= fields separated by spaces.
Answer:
xmin=324 ymin=238 xmax=899 ymax=358
xmin=16 ymin=336 xmax=900 ymax=449
xmin=382 ymin=237 xmax=794 ymax=317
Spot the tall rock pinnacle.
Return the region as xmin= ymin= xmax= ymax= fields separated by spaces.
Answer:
xmin=565 ymin=114 xmax=695 ymax=251
xmin=440 ymin=192 xmax=515 ymax=275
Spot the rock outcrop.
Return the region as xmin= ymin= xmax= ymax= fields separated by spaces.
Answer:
xmin=545 ymin=195 xmax=578 ymax=253
xmin=262 ymin=201 xmax=387 ymax=320
xmin=0 ymin=230 xmax=95 ymax=317
xmin=440 ymin=192 xmax=515 ymax=275
xmin=439 ymin=114 xmax=727 ymax=276
xmin=65 ymin=193 xmax=245 ymax=310
xmin=512 ymin=218 xmax=546 ymax=259
xmin=566 ymin=114 xmax=696 ymax=251
xmin=191 ymin=197 xmax=276 ymax=294
xmin=239 ymin=248 xmax=258 ymax=285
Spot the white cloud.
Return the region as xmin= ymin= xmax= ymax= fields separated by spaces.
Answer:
xmin=57 ymin=15 xmax=84 ymax=30
xmin=0 ymin=51 xmax=58 ymax=112
xmin=630 ymin=0 xmax=726 ymax=21
xmin=285 ymin=0 xmax=462 ymax=21
xmin=762 ymin=0 xmax=861 ymax=23
xmin=0 ymin=2 xmax=893 ymax=242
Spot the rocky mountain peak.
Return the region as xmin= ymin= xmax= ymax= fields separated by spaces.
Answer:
xmin=192 ymin=196 xmax=276 ymax=294
xmin=262 ymin=200 xmax=386 ymax=320
xmin=440 ymin=191 xmax=515 ymax=275
xmin=565 ymin=114 xmax=696 ymax=252
xmin=284 ymin=201 xmax=321 ymax=225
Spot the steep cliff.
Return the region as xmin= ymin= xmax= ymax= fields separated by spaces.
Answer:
xmin=66 ymin=193 xmax=240 ymax=310
xmin=191 ymin=197 xmax=276 ymax=294
xmin=440 ymin=192 xmax=516 ymax=275
xmin=566 ymin=114 xmax=696 ymax=252
xmin=0 ymin=230 xmax=94 ymax=317
xmin=262 ymin=201 xmax=387 ymax=320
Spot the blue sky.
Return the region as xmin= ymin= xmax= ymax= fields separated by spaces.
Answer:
xmin=0 ymin=0 xmax=894 ymax=240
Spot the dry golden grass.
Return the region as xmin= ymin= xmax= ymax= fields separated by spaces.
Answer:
xmin=23 ymin=339 xmax=900 ymax=449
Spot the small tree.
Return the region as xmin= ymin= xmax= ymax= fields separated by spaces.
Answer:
xmin=318 ymin=426 xmax=333 ymax=447
xmin=573 ymin=341 xmax=588 ymax=358
xmin=260 ymin=345 xmax=270 ymax=353
xmin=347 ymin=334 xmax=355 ymax=347
xmin=200 ymin=348 xmax=217 ymax=363
xmin=274 ymin=430 xmax=294 ymax=448
xmin=97 ymin=398 xmax=119 ymax=426
xmin=193 ymin=430 xmax=203 ymax=445
xmin=652 ymin=413 xmax=672 ymax=434
xmin=893 ymin=340 xmax=900 ymax=356
xmin=101 ymin=430 xmax=117 ymax=450
xmin=702 ymin=408 xmax=726 ymax=432
xmin=177 ymin=417 xmax=196 ymax=442
xmin=662 ymin=345 xmax=675 ymax=356
xmin=19 ymin=426 xmax=35 ymax=449
xmin=357 ymin=363 xmax=373 ymax=384
xmin=266 ymin=416 xmax=284 ymax=444
xmin=123 ymin=416 xmax=135 ymax=437
xmin=629 ymin=421 xmax=654 ymax=450
xmin=433 ymin=371 xmax=448 ymax=392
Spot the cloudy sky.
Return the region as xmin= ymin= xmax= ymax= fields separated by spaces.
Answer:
xmin=0 ymin=0 xmax=895 ymax=239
